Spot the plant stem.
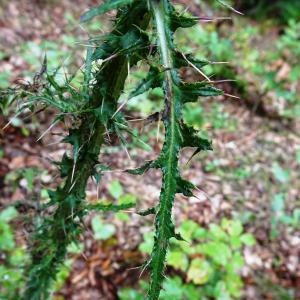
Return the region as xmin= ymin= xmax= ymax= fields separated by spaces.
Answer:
xmin=148 ymin=1 xmax=181 ymax=299
xmin=24 ymin=3 xmax=150 ymax=298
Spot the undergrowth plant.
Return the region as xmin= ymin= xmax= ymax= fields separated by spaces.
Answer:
xmin=2 ymin=0 xmax=238 ymax=299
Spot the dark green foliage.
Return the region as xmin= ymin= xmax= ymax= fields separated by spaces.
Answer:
xmin=80 ymin=0 xmax=134 ymax=22
xmin=6 ymin=0 xmax=226 ymax=299
xmin=17 ymin=1 xmax=151 ymax=299
xmin=142 ymin=2 xmax=222 ymax=299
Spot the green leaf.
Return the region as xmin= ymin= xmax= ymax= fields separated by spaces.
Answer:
xmin=80 ymin=0 xmax=134 ymax=22
xmin=208 ymin=224 xmax=227 ymax=240
xmin=167 ymin=251 xmax=189 ymax=271
xmin=67 ymin=242 xmax=84 ymax=254
xmin=181 ymin=123 xmax=212 ymax=150
xmin=0 ymin=223 xmax=15 ymax=250
xmin=24 ymin=168 xmax=35 ymax=190
xmin=118 ymin=194 xmax=137 ymax=205
xmin=180 ymin=82 xmax=223 ymax=103
xmin=221 ymin=219 xmax=243 ymax=237
xmin=91 ymin=215 xmax=116 ymax=240
xmin=126 ymin=161 xmax=155 ymax=175
xmin=176 ymin=177 xmax=195 ymax=197
xmin=137 ymin=206 xmax=157 ymax=216
xmin=63 ymin=129 xmax=82 ymax=162
xmin=213 ymin=280 xmax=231 ymax=300
xmin=174 ymin=51 xmax=208 ymax=70
xmin=108 ymin=180 xmax=123 ymax=199
xmin=169 ymin=10 xmax=198 ymax=31
xmin=225 ymin=273 xmax=243 ymax=297
xmin=0 ymin=207 xmax=18 ymax=222
xmin=179 ymin=220 xmax=200 ymax=241
xmin=129 ymin=66 xmax=163 ymax=99
xmin=240 ymin=233 xmax=256 ymax=246
xmin=187 ymin=258 xmax=212 ymax=285
xmin=139 ymin=232 xmax=154 ymax=254
xmin=118 ymin=288 xmax=144 ymax=300
xmin=272 ymin=163 xmax=290 ymax=183
xmin=161 ymin=277 xmax=184 ymax=299
xmin=0 ymin=71 xmax=11 ymax=89
xmin=227 ymin=252 xmax=245 ymax=273
xmin=272 ymin=193 xmax=285 ymax=213
xmin=201 ymin=242 xmax=232 ymax=266
xmin=87 ymin=202 xmax=135 ymax=212
xmin=116 ymin=212 xmax=130 ymax=222
xmin=229 ymin=236 xmax=242 ymax=249
xmin=9 ymin=247 xmax=29 ymax=266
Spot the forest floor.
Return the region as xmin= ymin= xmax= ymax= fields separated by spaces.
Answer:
xmin=0 ymin=1 xmax=299 ymax=299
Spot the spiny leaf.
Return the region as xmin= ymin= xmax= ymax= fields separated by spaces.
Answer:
xmin=55 ymin=154 xmax=73 ymax=178
xmin=180 ymin=82 xmax=224 ymax=103
xmin=80 ymin=0 xmax=134 ymax=22
xmin=24 ymin=3 xmax=152 ymax=299
xmin=176 ymin=177 xmax=195 ymax=197
xmin=174 ymin=51 xmax=209 ymax=69
xmin=126 ymin=161 xmax=155 ymax=175
xmin=169 ymin=9 xmax=198 ymax=31
xmin=181 ymin=123 xmax=212 ymax=150
xmin=63 ymin=129 xmax=82 ymax=162
xmin=86 ymin=202 xmax=135 ymax=212
xmin=137 ymin=206 xmax=157 ymax=216
xmin=129 ymin=66 xmax=164 ymax=99
xmin=92 ymin=28 xmax=150 ymax=61
xmin=216 ymin=0 xmax=244 ymax=15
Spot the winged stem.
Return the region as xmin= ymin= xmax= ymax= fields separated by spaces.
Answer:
xmin=147 ymin=1 xmax=181 ymax=299
xmin=24 ymin=3 xmax=150 ymax=299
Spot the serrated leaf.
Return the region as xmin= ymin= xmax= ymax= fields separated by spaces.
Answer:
xmin=176 ymin=177 xmax=195 ymax=197
xmin=169 ymin=10 xmax=197 ymax=31
xmin=56 ymin=154 xmax=73 ymax=178
xmin=63 ymin=129 xmax=81 ymax=161
xmin=129 ymin=66 xmax=163 ymax=99
xmin=126 ymin=160 xmax=154 ymax=175
xmin=174 ymin=51 xmax=209 ymax=69
xmin=80 ymin=0 xmax=134 ymax=22
xmin=181 ymin=123 xmax=212 ymax=151
xmin=181 ymin=83 xmax=223 ymax=102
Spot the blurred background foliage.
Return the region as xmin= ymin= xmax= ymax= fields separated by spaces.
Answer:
xmin=0 ymin=0 xmax=299 ymax=299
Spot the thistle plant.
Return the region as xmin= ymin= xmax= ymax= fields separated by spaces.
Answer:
xmin=1 ymin=0 xmax=238 ymax=299
xmin=17 ymin=2 xmax=151 ymax=299
xmin=128 ymin=1 xmax=223 ymax=299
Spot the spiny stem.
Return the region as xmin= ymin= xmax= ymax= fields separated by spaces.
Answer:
xmin=24 ymin=3 xmax=151 ymax=298
xmin=148 ymin=1 xmax=181 ymax=299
